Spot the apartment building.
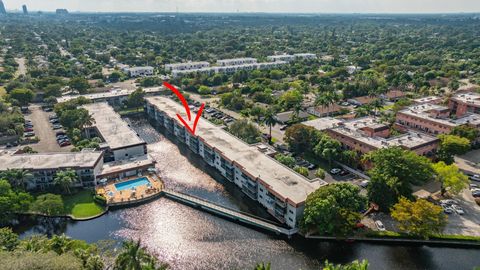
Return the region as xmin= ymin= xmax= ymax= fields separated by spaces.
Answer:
xmin=171 ymin=61 xmax=288 ymax=77
xmin=449 ymin=92 xmax=480 ymax=117
xmin=396 ymin=103 xmax=480 ymax=135
xmin=293 ymin=53 xmax=317 ymax=60
xmin=83 ymin=103 xmax=147 ymax=162
xmin=310 ymin=117 xmax=440 ymax=156
xmin=57 ymin=87 xmax=162 ymax=105
xmin=0 ymin=150 xmax=104 ymax=190
xmin=164 ymin=61 xmax=210 ymax=71
xmin=124 ymin=66 xmax=154 ymax=77
xmin=267 ymin=54 xmax=296 ymax=62
xmin=217 ymin=57 xmax=257 ymax=66
xmin=145 ymin=96 xmax=324 ymax=228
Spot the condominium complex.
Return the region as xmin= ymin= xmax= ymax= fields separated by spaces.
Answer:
xmin=449 ymin=92 xmax=480 ymax=117
xmin=170 ymin=61 xmax=287 ymax=77
xmin=83 ymin=103 xmax=147 ymax=162
xmin=164 ymin=61 xmax=210 ymax=71
xmin=304 ymin=117 xmax=439 ymax=156
xmin=396 ymin=103 xmax=480 ymax=135
xmin=56 ymin=87 xmax=163 ymax=105
xmin=216 ymin=57 xmax=257 ymax=66
xmin=123 ymin=66 xmax=154 ymax=77
xmin=0 ymin=150 xmax=104 ymax=190
xmin=145 ymin=96 xmax=324 ymax=228
xmin=267 ymin=53 xmax=317 ymax=62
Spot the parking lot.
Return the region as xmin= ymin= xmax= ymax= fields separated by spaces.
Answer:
xmin=24 ymin=105 xmax=73 ymax=152
xmin=443 ymin=187 xmax=480 ymax=236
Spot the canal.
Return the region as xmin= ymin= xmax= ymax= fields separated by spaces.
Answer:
xmin=12 ymin=117 xmax=480 ymax=270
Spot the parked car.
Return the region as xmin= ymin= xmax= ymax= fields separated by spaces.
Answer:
xmin=56 ymin=131 xmax=66 ymax=136
xmin=452 ymin=205 xmax=465 ymax=215
xmin=440 ymin=199 xmax=458 ymax=205
xmin=359 ymin=180 xmax=370 ymax=188
xmin=24 ymin=127 xmax=34 ymax=132
xmin=472 ymin=191 xmax=480 ymax=198
xmin=60 ymin=141 xmax=71 ymax=147
xmin=49 ymin=115 xmax=58 ymax=120
xmin=52 ymin=124 xmax=63 ymax=130
xmin=5 ymin=143 xmax=12 ymax=148
xmin=24 ymin=132 xmax=35 ymax=137
xmin=470 ymin=184 xmax=479 ymax=190
xmin=44 ymin=107 xmax=53 ymax=112
xmin=443 ymin=206 xmax=454 ymax=214
xmin=307 ymin=163 xmax=316 ymax=170
xmin=470 ymin=175 xmax=480 ymax=182
xmin=374 ymin=220 xmax=386 ymax=231
xmin=280 ymin=125 xmax=289 ymax=131
xmin=339 ymin=170 xmax=349 ymax=176
xmin=330 ymin=168 xmax=342 ymax=175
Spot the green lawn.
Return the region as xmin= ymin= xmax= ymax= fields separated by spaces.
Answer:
xmin=62 ymin=190 xmax=105 ymax=219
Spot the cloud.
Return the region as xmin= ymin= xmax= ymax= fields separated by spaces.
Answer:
xmin=3 ymin=0 xmax=480 ymax=13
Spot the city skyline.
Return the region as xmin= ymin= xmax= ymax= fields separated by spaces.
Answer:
xmin=1 ymin=0 xmax=480 ymax=13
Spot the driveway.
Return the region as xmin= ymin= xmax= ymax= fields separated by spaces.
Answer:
xmin=24 ymin=105 xmax=73 ymax=152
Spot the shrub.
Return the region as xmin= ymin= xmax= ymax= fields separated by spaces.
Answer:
xmin=315 ymin=168 xmax=326 ymax=179
xmin=93 ymin=195 xmax=107 ymax=206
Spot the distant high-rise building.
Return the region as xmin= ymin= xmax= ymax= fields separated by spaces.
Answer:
xmin=56 ymin=8 xmax=69 ymax=15
xmin=0 ymin=0 xmax=7 ymax=14
xmin=22 ymin=4 xmax=28 ymax=15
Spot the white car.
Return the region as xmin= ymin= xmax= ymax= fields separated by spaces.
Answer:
xmin=375 ymin=220 xmax=386 ymax=231
xmin=470 ymin=175 xmax=480 ymax=182
xmin=440 ymin=199 xmax=458 ymax=205
xmin=443 ymin=206 xmax=454 ymax=214
xmin=452 ymin=205 xmax=465 ymax=215
xmin=330 ymin=168 xmax=341 ymax=175
xmin=470 ymin=184 xmax=479 ymax=190
xmin=359 ymin=180 xmax=370 ymax=188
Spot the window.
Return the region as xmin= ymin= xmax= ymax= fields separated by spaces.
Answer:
xmin=289 ymin=210 xmax=294 ymax=214
xmin=288 ymin=217 xmax=293 ymax=222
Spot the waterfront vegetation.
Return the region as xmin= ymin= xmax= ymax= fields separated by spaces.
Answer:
xmin=0 ymin=228 xmax=169 ymax=270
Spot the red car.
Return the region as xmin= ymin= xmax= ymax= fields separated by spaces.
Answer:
xmin=60 ymin=141 xmax=71 ymax=147
xmin=24 ymin=128 xmax=34 ymax=132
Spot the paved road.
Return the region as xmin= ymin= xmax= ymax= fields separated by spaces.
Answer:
xmin=24 ymin=105 xmax=73 ymax=152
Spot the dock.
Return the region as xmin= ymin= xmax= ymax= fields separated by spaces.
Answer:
xmin=163 ymin=189 xmax=298 ymax=237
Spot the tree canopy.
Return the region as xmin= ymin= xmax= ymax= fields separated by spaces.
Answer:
xmin=302 ymin=183 xmax=367 ymax=236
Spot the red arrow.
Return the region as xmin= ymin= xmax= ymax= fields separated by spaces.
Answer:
xmin=163 ymin=81 xmax=205 ymax=135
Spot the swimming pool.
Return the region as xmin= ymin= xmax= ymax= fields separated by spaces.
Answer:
xmin=115 ymin=177 xmax=151 ymax=191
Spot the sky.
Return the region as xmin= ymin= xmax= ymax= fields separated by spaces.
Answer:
xmin=2 ymin=0 xmax=480 ymax=13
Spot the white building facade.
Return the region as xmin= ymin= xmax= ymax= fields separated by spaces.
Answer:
xmin=145 ymin=97 xmax=323 ymax=228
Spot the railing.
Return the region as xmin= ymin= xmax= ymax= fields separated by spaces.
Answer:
xmin=163 ymin=189 xmax=298 ymax=237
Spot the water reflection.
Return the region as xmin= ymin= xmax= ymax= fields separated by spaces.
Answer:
xmin=12 ymin=117 xmax=480 ymax=270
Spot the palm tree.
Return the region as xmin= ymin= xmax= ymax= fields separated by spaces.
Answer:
xmin=262 ymin=109 xmax=277 ymax=144
xmin=354 ymin=106 xmax=370 ymax=118
xmin=314 ymin=93 xmax=331 ymax=116
xmin=114 ymin=240 xmax=153 ymax=270
xmin=370 ymin=99 xmax=383 ymax=116
xmin=1 ymin=168 xmax=33 ymax=190
xmin=53 ymin=169 xmax=77 ymax=194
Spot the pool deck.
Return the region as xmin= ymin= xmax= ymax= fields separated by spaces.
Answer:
xmin=95 ymin=174 xmax=163 ymax=206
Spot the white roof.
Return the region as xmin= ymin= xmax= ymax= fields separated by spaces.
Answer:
xmin=330 ymin=117 xmax=439 ymax=150
xmin=146 ymin=96 xmax=323 ymax=205
xmin=303 ymin=117 xmax=343 ymax=131
xmin=56 ymin=87 xmax=162 ymax=103
xmin=400 ymin=104 xmax=480 ymax=127
xmin=0 ymin=150 xmax=103 ymax=171
xmin=82 ymin=103 xmax=145 ymax=150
